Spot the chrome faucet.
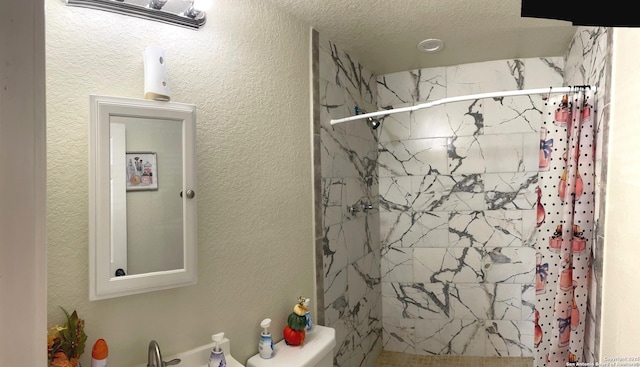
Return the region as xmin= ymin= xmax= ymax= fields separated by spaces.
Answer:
xmin=348 ymin=200 xmax=374 ymax=215
xmin=147 ymin=340 xmax=181 ymax=367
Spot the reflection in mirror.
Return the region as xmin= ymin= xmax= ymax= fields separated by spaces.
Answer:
xmin=90 ymin=95 xmax=197 ymax=300
xmin=110 ymin=117 xmax=184 ymax=276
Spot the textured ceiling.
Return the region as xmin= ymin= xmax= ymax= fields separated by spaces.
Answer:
xmin=263 ymin=0 xmax=578 ymax=75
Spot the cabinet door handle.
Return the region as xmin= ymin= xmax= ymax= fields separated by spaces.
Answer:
xmin=180 ymin=190 xmax=195 ymax=199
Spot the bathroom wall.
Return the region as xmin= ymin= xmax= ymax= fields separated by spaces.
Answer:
xmin=46 ymin=1 xmax=315 ymax=366
xmin=315 ymin=32 xmax=383 ymax=366
xmin=600 ymin=26 xmax=640 ymax=356
xmin=563 ymin=26 xmax=610 ymax=364
xmin=377 ymin=57 xmax=564 ymax=356
xmin=0 ymin=0 xmax=47 ymax=365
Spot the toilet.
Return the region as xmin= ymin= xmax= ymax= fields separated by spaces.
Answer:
xmin=246 ymin=325 xmax=336 ymax=367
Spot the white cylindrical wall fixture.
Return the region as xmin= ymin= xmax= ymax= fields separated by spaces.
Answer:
xmin=143 ymin=46 xmax=171 ymax=101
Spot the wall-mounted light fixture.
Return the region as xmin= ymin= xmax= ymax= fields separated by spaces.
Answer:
xmin=65 ymin=0 xmax=207 ymax=29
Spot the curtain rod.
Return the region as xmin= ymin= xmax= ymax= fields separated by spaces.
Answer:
xmin=329 ymin=85 xmax=597 ymax=126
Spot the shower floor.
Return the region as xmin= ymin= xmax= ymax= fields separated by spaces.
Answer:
xmin=374 ymin=351 xmax=534 ymax=367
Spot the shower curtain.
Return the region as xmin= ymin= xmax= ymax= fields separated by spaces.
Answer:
xmin=535 ymin=88 xmax=595 ymax=367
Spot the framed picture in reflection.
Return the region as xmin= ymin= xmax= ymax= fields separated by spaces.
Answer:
xmin=126 ymin=152 xmax=158 ymax=191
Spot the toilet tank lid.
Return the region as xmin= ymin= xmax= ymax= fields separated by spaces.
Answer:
xmin=247 ymin=325 xmax=336 ymax=367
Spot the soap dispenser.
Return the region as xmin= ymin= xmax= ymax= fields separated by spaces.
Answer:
xmin=208 ymin=332 xmax=226 ymax=367
xmin=258 ymin=318 xmax=274 ymax=359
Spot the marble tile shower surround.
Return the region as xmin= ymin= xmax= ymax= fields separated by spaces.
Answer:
xmin=318 ymin=32 xmax=382 ymax=367
xmin=315 ymin=26 xmax=608 ymax=366
xmin=377 ymin=58 xmax=565 ymax=358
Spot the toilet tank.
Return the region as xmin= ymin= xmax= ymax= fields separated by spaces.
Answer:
xmin=247 ymin=325 xmax=335 ymax=367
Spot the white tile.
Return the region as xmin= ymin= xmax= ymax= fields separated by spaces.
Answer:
xmin=479 ymin=134 xmax=524 ymax=173
xmin=413 ymin=248 xmax=484 ymax=284
xmin=318 ymin=35 xmax=338 ymax=83
xmin=322 ymin=178 xmax=345 ymax=228
xmin=378 ymin=103 xmax=412 ymax=142
xmin=321 ymin=124 xmax=377 ymax=179
xmin=343 ymin=217 xmax=367 ymax=264
xmin=331 ymin=317 xmax=355 ymax=367
xmin=379 ymin=176 xmax=412 ymax=210
xmin=492 ymin=284 xmax=523 ymax=321
xmin=382 ymin=318 xmax=415 ymax=353
xmin=380 ymin=210 xmax=411 ymax=249
xmin=521 ymin=284 xmax=536 ymax=321
xmin=412 ymin=174 xmax=456 ymax=193
xmin=447 ymin=60 xmax=523 ymax=97
xmin=324 ymin=268 xmax=348 ymax=326
xmin=381 ymin=206 xmax=449 ymax=249
xmin=483 ymin=96 xmax=541 ymax=134
xmin=438 ymin=192 xmax=487 ymax=212
xmin=411 ymin=211 xmax=449 ymax=247
xmin=319 ymin=78 xmax=349 ymax=118
xmin=449 ymin=210 xmax=524 ymax=248
xmin=381 ymin=246 xmax=413 ymax=282
xmin=449 ymin=284 xmax=492 ymax=320
xmin=377 ymin=71 xmax=419 ymax=106
xmin=411 ymin=105 xmax=454 ymax=139
xmin=521 ymin=209 xmax=538 ymax=247
xmin=441 ymin=319 xmax=487 ymax=356
xmin=448 ymin=136 xmax=484 ymax=174
xmin=483 ymin=247 xmax=536 ymax=284
xmin=415 ymin=283 xmax=451 ymax=320
xmin=523 ymin=57 xmax=564 ymax=89
xmin=349 ymin=254 xmax=380 ymax=337
xmin=349 ymin=253 xmax=379 ymax=298
xmin=485 ymin=320 xmax=534 ymax=357
xmin=382 ymin=282 xmax=418 ymax=319
xmin=382 ymin=282 xmax=450 ymax=321
xmin=522 ymin=132 xmax=540 ymax=172
xmin=414 ymin=319 xmax=452 ymax=355
xmin=377 ymin=68 xmax=446 ymax=106
xmin=320 ymin=125 xmax=352 ymax=178
xmin=359 ymin=64 xmax=377 ymax=107
xmin=323 ymin=223 xmax=348 ymax=278
xmin=413 ymin=174 xmax=484 ymax=211
xmin=444 ymin=100 xmax=484 ymax=137
xmin=379 ymin=138 xmax=448 ymax=177
xmin=485 ymin=172 xmax=538 ymax=210
xmin=409 ymin=174 xmax=485 ymax=212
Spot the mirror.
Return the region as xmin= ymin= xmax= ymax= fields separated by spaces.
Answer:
xmin=89 ymin=95 xmax=197 ymax=300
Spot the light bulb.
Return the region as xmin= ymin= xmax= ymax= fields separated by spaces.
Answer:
xmin=149 ymin=0 xmax=167 ymax=9
xmin=192 ymin=0 xmax=213 ymax=11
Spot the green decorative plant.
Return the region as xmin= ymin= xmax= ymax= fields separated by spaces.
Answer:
xmin=48 ymin=307 xmax=87 ymax=367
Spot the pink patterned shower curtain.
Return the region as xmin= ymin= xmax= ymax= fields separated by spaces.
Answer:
xmin=535 ymin=88 xmax=595 ymax=367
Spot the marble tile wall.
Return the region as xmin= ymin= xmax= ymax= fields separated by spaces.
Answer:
xmin=316 ymin=30 xmax=382 ymax=367
xmin=314 ymin=26 xmax=608 ymax=366
xmin=377 ymin=58 xmax=565 ymax=357
xmin=563 ymin=26 xmax=610 ymax=365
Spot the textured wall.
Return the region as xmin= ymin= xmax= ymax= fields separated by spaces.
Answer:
xmin=45 ymin=1 xmax=314 ymax=366
xmin=376 ymin=57 xmax=564 ymax=357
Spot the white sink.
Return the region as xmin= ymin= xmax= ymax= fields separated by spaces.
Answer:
xmin=133 ymin=338 xmax=244 ymax=367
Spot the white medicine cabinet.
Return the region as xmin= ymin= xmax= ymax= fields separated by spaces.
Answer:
xmin=89 ymin=95 xmax=197 ymax=300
